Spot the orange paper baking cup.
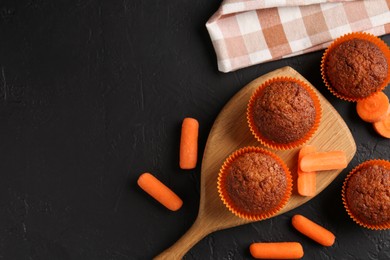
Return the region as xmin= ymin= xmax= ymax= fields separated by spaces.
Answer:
xmin=247 ymin=77 xmax=322 ymax=150
xmin=342 ymin=159 xmax=390 ymax=230
xmin=217 ymin=146 xmax=292 ymax=221
xmin=321 ymin=32 xmax=390 ymax=102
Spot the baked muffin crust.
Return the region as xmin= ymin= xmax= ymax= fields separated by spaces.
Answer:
xmin=345 ymin=164 xmax=390 ymax=225
xmin=327 ymin=39 xmax=388 ymax=99
xmin=226 ymin=152 xmax=287 ymax=214
xmin=252 ymin=80 xmax=316 ymax=144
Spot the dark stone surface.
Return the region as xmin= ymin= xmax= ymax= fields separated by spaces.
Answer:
xmin=0 ymin=0 xmax=389 ymax=259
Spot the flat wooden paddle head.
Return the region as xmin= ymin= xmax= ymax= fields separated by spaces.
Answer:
xmin=155 ymin=66 xmax=356 ymax=259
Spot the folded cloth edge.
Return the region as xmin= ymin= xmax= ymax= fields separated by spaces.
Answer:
xmin=208 ymin=0 xmax=355 ymax=21
xmin=206 ymin=0 xmax=390 ymax=73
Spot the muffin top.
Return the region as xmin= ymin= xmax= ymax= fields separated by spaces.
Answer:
xmin=326 ymin=39 xmax=388 ymax=99
xmin=345 ymin=164 xmax=390 ymax=225
xmin=252 ymin=80 xmax=316 ymax=144
xmin=225 ymin=151 xmax=287 ymax=215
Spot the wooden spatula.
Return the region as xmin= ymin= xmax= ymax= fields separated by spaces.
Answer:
xmin=155 ymin=66 xmax=357 ymax=259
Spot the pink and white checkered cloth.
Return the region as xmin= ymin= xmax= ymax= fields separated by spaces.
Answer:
xmin=206 ymin=0 xmax=390 ymax=72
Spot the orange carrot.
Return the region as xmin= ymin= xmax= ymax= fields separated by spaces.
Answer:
xmin=180 ymin=118 xmax=199 ymax=169
xmin=297 ymin=145 xmax=317 ymax=196
xmin=373 ymin=107 xmax=390 ymax=138
xmin=292 ymin=214 xmax=335 ymax=246
xmin=299 ymin=151 xmax=347 ymax=172
xmin=249 ymin=242 xmax=304 ymax=259
xmin=356 ymin=91 xmax=389 ymax=123
xmin=137 ymin=173 xmax=183 ymax=211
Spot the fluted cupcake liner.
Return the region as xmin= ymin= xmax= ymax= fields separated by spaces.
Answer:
xmin=247 ymin=77 xmax=322 ymax=150
xmin=217 ymin=146 xmax=292 ymax=221
xmin=342 ymin=159 xmax=390 ymax=230
xmin=321 ymin=32 xmax=390 ymax=102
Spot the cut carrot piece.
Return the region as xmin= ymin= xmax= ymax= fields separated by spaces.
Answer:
xmin=249 ymin=242 xmax=304 ymax=259
xmin=373 ymin=107 xmax=390 ymax=138
xmin=356 ymin=92 xmax=389 ymax=123
xmin=299 ymin=150 xmax=347 ymax=172
xmin=137 ymin=173 xmax=183 ymax=211
xmin=180 ymin=118 xmax=199 ymax=169
xmin=297 ymin=145 xmax=317 ymax=196
xmin=298 ymin=173 xmax=316 ymax=197
xmin=292 ymin=214 xmax=335 ymax=246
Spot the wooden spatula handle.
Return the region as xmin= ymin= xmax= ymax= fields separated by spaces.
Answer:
xmin=154 ymin=217 xmax=210 ymax=260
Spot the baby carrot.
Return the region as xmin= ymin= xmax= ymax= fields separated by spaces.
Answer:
xmin=299 ymin=150 xmax=347 ymax=172
xmin=137 ymin=173 xmax=183 ymax=211
xmin=180 ymin=117 xmax=199 ymax=169
xmin=356 ymin=91 xmax=389 ymax=123
xmin=249 ymin=242 xmax=304 ymax=259
xmin=292 ymin=214 xmax=335 ymax=246
xmin=373 ymin=107 xmax=390 ymax=138
xmin=297 ymin=145 xmax=317 ymax=196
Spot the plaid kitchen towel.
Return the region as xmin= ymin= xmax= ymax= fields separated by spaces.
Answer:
xmin=206 ymin=0 xmax=390 ymax=72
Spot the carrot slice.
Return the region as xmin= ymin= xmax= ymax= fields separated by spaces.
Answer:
xmin=297 ymin=145 xmax=317 ymax=196
xmin=356 ymin=92 xmax=389 ymax=123
xmin=137 ymin=173 xmax=183 ymax=211
xmin=299 ymin=151 xmax=347 ymax=172
xmin=292 ymin=214 xmax=335 ymax=246
xmin=373 ymin=107 xmax=390 ymax=138
xmin=179 ymin=118 xmax=199 ymax=169
xmin=249 ymin=242 xmax=304 ymax=259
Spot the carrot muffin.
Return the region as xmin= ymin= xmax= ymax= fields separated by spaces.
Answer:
xmin=218 ymin=147 xmax=292 ymax=220
xmin=247 ymin=77 xmax=321 ymax=150
xmin=342 ymin=160 xmax=390 ymax=230
xmin=322 ymin=33 xmax=390 ymax=101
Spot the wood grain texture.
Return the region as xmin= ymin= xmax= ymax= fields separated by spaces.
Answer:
xmin=155 ymin=66 xmax=357 ymax=259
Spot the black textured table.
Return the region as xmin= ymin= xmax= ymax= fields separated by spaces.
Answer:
xmin=0 ymin=1 xmax=389 ymax=259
